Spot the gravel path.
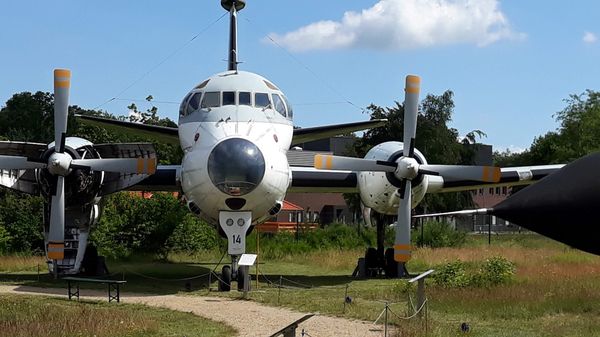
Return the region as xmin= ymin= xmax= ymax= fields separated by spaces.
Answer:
xmin=0 ymin=285 xmax=385 ymax=337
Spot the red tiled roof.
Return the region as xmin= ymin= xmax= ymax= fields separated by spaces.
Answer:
xmin=282 ymin=200 xmax=303 ymax=211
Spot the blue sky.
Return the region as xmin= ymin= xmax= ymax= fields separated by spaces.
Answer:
xmin=1 ymin=1 xmax=598 ymax=152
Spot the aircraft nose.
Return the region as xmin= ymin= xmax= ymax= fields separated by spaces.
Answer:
xmin=207 ymin=138 xmax=265 ymax=196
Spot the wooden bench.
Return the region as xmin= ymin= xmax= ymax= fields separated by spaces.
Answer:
xmin=269 ymin=314 xmax=314 ymax=337
xmin=62 ymin=277 xmax=127 ymax=303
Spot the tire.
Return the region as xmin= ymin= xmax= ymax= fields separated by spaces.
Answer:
xmin=365 ymin=247 xmax=378 ymax=277
xmin=237 ymin=266 xmax=250 ymax=291
xmin=384 ymin=248 xmax=398 ymax=278
xmin=219 ymin=265 xmax=231 ymax=292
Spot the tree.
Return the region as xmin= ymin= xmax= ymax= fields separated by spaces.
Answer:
xmin=494 ymin=90 xmax=600 ymax=166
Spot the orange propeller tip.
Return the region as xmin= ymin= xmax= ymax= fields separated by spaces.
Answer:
xmin=54 ymin=69 xmax=71 ymax=78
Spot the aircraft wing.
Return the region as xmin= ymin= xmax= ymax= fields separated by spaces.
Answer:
xmin=291 ymin=119 xmax=387 ymax=147
xmin=75 ymin=114 xmax=179 ymax=146
xmin=288 ymin=166 xmax=358 ymax=193
xmin=126 ymin=165 xmax=181 ymax=192
xmin=428 ymin=164 xmax=565 ymax=193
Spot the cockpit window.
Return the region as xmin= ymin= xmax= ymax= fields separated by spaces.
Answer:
xmin=239 ymin=92 xmax=251 ymax=106
xmin=282 ymin=95 xmax=293 ymax=119
xmin=179 ymin=93 xmax=192 ymax=116
xmin=186 ymin=92 xmax=202 ymax=115
xmin=255 ymin=93 xmax=270 ymax=108
xmin=272 ymin=94 xmax=286 ymax=117
xmin=223 ymin=91 xmax=235 ymax=106
xmin=201 ymin=92 xmax=220 ymax=108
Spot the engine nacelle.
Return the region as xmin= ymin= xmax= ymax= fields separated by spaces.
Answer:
xmin=39 ymin=137 xmax=103 ymax=206
xmin=358 ymin=141 xmax=429 ymax=215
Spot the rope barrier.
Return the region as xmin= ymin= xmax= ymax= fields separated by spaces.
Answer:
xmin=122 ymin=266 xmax=211 ymax=282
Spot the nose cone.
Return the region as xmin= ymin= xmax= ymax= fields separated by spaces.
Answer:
xmin=208 ymin=138 xmax=265 ymax=196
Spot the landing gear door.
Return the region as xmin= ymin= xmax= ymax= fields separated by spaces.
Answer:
xmin=219 ymin=211 xmax=252 ymax=255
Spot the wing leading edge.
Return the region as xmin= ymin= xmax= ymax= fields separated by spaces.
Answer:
xmin=292 ymin=119 xmax=387 ymax=147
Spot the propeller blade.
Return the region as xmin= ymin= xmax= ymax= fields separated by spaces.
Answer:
xmin=420 ymin=164 xmax=501 ymax=183
xmin=0 ymin=155 xmax=47 ymax=170
xmin=54 ymin=69 xmax=70 ymax=153
xmin=403 ymin=75 xmax=420 ymax=158
xmin=314 ymin=154 xmax=396 ymax=172
xmin=395 ymin=181 xmax=413 ymax=266
xmin=71 ymin=157 xmax=157 ymax=174
xmin=48 ymin=176 xmax=65 ymax=260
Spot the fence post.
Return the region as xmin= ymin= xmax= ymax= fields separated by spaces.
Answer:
xmin=343 ymin=284 xmax=349 ymax=313
xmin=384 ymin=301 xmax=388 ymax=337
xmin=278 ymin=276 xmax=283 ymax=304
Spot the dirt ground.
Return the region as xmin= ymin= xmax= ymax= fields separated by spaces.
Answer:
xmin=0 ymin=285 xmax=386 ymax=337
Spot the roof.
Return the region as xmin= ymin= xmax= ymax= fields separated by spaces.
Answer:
xmin=282 ymin=200 xmax=304 ymax=211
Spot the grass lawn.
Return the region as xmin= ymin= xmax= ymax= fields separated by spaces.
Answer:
xmin=1 ymin=234 xmax=599 ymax=337
xmin=0 ymin=294 xmax=235 ymax=337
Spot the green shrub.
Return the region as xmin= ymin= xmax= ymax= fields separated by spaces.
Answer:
xmin=245 ymin=223 xmax=378 ymax=259
xmin=413 ymin=220 xmax=466 ymax=248
xmin=0 ymin=190 xmax=44 ymax=254
xmin=166 ymin=214 xmax=219 ymax=253
xmin=0 ymin=223 xmax=10 ymax=254
xmin=433 ymin=260 xmax=470 ymax=287
xmin=434 ymin=257 xmax=516 ymax=288
xmin=475 ymin=256 xmax=516 ymax=286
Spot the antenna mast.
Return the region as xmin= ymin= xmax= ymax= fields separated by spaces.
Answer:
xmin=221 ymin=0 xmax=246 ymax=71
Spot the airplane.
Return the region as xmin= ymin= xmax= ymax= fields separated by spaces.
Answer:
xmin=0 ymin=0 xmax=567 ymax=286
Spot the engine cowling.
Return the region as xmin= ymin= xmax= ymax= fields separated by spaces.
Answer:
xmin=38 ymin=137 xmax=103 ymax=206
xmin=358 ymin=141 xmax=429 ymax=215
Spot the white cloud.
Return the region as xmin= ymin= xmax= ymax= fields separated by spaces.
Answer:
xmin=496 ymin=145 xmax=526 ymax=154
xmin=583 ymin=31 xmax=597 ymax=44
xmin=266 ymin=0 xmax=524 ymax=52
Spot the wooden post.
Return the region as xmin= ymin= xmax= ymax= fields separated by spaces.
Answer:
xmin=255 ymin=228 xmax=259 ymax=289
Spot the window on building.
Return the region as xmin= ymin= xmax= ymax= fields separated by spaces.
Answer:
xmin=479 ymin=188 xmax=484 ymax=195
xmin=502 ymin=186 xmax=508 ymax=195
xmin=495 ymin=187 xmax=500 ymax=195
xmin=489 ymin=188 xmax=494 ymax=194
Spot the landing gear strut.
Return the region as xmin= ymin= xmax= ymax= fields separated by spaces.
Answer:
xmin=358 ymin=214 xmax=409 ymax=278
xmin=218 ymin=211 xmax=252 ymax=292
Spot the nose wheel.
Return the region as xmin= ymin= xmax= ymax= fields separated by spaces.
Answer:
xmin=218 ymin=265 xmax=232 ymax=292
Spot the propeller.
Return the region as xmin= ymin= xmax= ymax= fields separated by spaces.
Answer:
xmin=314 ymin=75 xmax=501 ymax=268
xmin=0 ymin=69 xmax=157 ymax=261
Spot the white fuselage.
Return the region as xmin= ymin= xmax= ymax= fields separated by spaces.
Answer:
xmin=178 ymin=71 xmax=293 ymax=225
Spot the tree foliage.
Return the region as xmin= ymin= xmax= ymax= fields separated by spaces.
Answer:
xmin=0 ymin=190 xmax=44 ymax=254
xmin=495 ymin=90 xmax=600 ymax=165
xmin=0 ymin=91 xmax=182 ymax=164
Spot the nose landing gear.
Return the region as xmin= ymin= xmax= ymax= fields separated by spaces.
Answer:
xmin=217 ymin=211 xmax=252 ymax=292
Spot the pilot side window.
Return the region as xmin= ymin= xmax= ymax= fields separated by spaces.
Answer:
xmin=201 ymin=91 xmax=221 ymax=108
xmin=255 ymin=93 xmax=271 ymax=108
xmin=223 ymin=91 xmax=235 ymax=106
xmin=239 ymin=92 xmax=251 ymax=106
xmin=186 ymin=92 xmax=202 ymax=115
xmin=179 ymin=93 xmax=192 ymax=116
xmin=272 ymin=94 xmax=287 ymax=117
xmin=282 ymin=95 xmax=293 ymax=119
